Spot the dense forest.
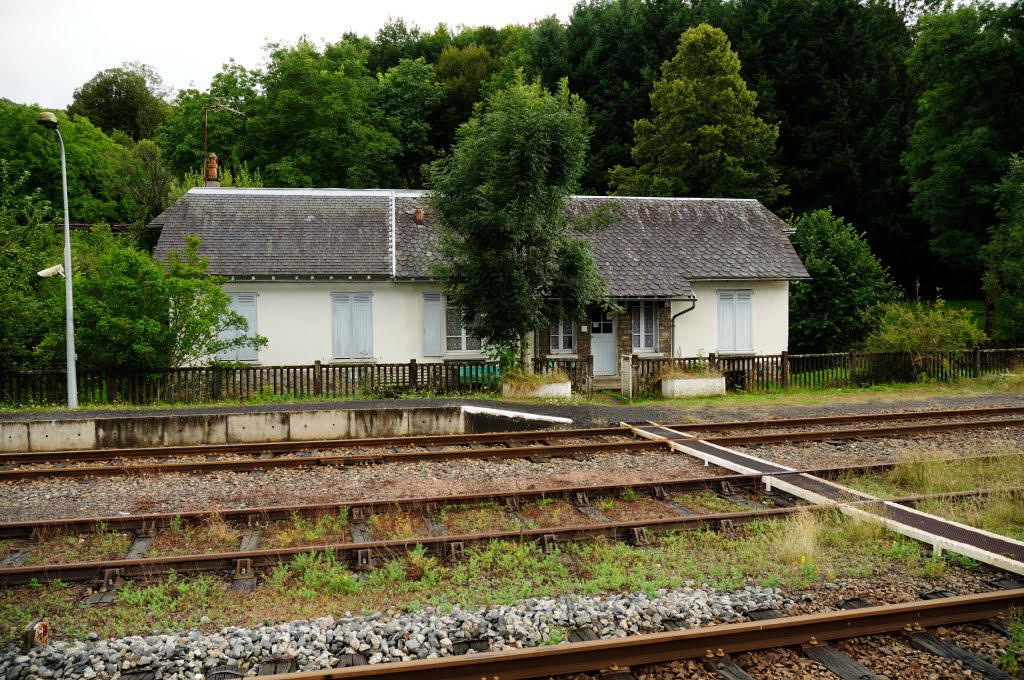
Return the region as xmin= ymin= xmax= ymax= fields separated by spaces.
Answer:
xmin=2 ymin=0 xmax=1023 ymax=315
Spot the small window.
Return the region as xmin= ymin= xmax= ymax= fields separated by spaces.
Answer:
xmin=718 ymin=290 xmax=753 ymax=353
xmin=446 ymin=304 xmax=482 ymax=352
xmin=550 ymin=318 xmax=575 ymax=353
xmin=219 ymin=293 xmax=259 ymax=362
xmin=631 ymin=301 xmax=657 ymax=351
xmin=332 ymin=292 xmax=373 ymax=359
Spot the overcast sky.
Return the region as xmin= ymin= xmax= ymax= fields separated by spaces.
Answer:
xmin=1 ymin=0 xmax=577 ymax=109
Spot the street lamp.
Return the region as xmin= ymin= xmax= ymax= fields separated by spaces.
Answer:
xmin=36 ymin=111 xmax=78 ymax=409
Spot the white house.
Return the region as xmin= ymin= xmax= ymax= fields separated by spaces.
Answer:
xmin=151 ymin=188 xmax=809 ymax=377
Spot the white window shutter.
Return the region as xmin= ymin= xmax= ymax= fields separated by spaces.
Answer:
xmin=351 ymin=293 xmax=373 ymax=358
xmin=332 ymin=293 xmax=351 ymax=358
xmin=718 ymin=291 xmax=735 ymax=351
xmin=234 ymin=294 xmax=258 ymax=361
xmin=423 ymin=293 xmax=443 ymax=357
xmin=735 ymin=291 xmax=753 ymax=351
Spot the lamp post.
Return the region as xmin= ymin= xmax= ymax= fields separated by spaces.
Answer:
xmin=36 ymin=111 xmax=78 ymax=409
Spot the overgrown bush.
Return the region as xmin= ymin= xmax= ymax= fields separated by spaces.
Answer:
xmin=864 ymin=296 xmax=986 ymax=371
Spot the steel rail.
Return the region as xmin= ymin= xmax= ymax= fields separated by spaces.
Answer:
xmin=252 ymin=589 xmax=1024 ymax=680
xmin=7 ymin=405 xmax=1024 ymax=466
xmin=4 ymin=486 xmax=1018 ymax=586
xmin=663 ymin=404 xmax=1024 ymax=432
xmin=5 ymin=415 xmax=1024 ymax=482
xmin=696 ymin=416 xmax=1024 ymax=446
xmin=0 ymin=439 xmax=668 ymax=481
xmin=0 ymin=427 xmax=628 ymax=465
xmin=2 ymin=453 xmax=1014 ymax=538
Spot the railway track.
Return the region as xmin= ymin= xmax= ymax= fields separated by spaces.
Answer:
xmin=2 ymin=462 xmax=1017 ymax=587
xmin=3 ymin=405 xmax=1024 ymax=481
xmin=250 ymin=588 xmax=1024 ymax=680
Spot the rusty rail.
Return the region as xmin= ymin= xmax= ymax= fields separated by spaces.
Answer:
xmin=256 ymin=589 xmax=1024 ymax=679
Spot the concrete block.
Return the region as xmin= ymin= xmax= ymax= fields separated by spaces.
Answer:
xmin=405 ymin=407 xmax=463 ymax=436
xmin=349 ymin=409 xmax=411 ymax=439
xmin=289 ymin=410 xmax=352 ymax=441
xmin=661 ymin=376 xmax=726 ymax=398
xmin=164 ymin=415 xmax=227 ymax=446
xmin=226 ymin=412 xmax=289 ymax=443
xmin=96 ymin=417 xmax=164 ymax=449
xmin=28 ymin=420 xmax=97 ymax=451
xmin=0 ymin=422 xmax=29 ymax=453
xmin=501 ymin=381 xmax=572 ymax=399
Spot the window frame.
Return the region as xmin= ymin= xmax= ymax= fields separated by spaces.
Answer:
xmin=631 ymin=301 xmax=658 ymax=352
xmin=549 ymin=317 xmax=576 ymax=354
xmin=444 ymin=300 xmax=483 ymax=355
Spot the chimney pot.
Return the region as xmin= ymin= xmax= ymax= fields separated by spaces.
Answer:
xmin=414 ymin=207 xmax=425 ymax=225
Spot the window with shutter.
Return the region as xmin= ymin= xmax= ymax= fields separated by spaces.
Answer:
xmin=218 ymin=293 xmax=259 ymax=362
xmin=423 ymin=293 xmax=443 ymax=357
xmin=445 ymin=301 xmax=481 ymax=352
xmin=718 ymin=290 xmax=753 ymax=353
xmin=332 ymin=292 xmax=374 ymax=359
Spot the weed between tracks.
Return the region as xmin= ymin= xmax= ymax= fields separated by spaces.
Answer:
xmin=0 ymin=510 xmax=981 ymax=642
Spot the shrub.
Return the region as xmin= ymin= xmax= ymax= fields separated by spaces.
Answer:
xmin=864 ymin=295 xmax=986 ymax=373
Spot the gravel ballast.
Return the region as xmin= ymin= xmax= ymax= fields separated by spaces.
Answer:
xmin=0 ymin=584 xmax=785 ymax=679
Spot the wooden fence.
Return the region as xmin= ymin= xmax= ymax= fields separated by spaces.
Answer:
xmin=628 ymin=348 xmax=1024 ymax=396
xmin=0 ymin=359 xmax=504 ymax=407
xmin=2 ymin=348 xmax=1021 ymax=406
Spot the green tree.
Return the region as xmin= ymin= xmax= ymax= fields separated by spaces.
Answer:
xmin=114 ymin=139 xmax=174 ymax=226
xmin=903 ymin=2 xmax=1024 ymax=290
xmin=0 ymin=102 xmax=125 ymax=223
xmin=35 ymin=229 xmax=265 ymax=371
xmin=68 ymin=62 xmax=170 ymax=141
xmin=427 ymin=76 xmax=605 ymax=370
xmin=0 ymin=161 xmax=61 ymax=371
xmin=374 ymin=59 xmax=445 ymax=188
xmin=609 ymin=24 xmax=785 ymax=204
xmin=433 ymin=44 xmax=497 ymax=147
xmin=983 ymin=153 xmax=1024 ymax=345
xmin=718 ymin=0 xmax=921 ymax=290
xmin=245 ymin=39 xmax=399 ymax=187
xmin=788 ymin=208 xmax=899 ymax=353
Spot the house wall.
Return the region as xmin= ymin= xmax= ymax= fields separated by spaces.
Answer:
xmin=222 ymin=281 xmax=482 ymax=365
xmin=672 ymin=280 xmax=790 ymax=358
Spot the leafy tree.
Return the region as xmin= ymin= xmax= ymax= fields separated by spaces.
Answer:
xmin=609 ymin=24 xmax=784 ymax=203
xmin=427 ymin=75 xmax=605 ymax=370
xmin=369 ymin=18 xmax=427 ymax=74
xmin=68 ymin=62 xmax=170 ymax=141
xmin=788 ymin=208 xmax=899 ymax=353
xmin=114 ymin=139 xmax=174 ymax=226
xmin=903 ymin=2 xmax=1024 ymax=290
xmin=35 ymin=229 xmax=265 ymax=371
xmin=245 ymin=39 xmax=399 ymax=187
xmin=0 ymin=161 xmax=61 ymax=371
xmin=0 ymin=102 xmax=125 ymax=223
xmin=433 ymin=44 xmax=497 ymax=146
xmin=718 ymin=0 xmax=921 ymax=289
xmin=562 ymin=0 xmax=699 ymax=191
xmin=374 ymin=59 xmax=445 ymax=188
xmin=983 ymin=153 xmax=1024 ymax=345
xmin=156 ymin=61 xmax=257 ymax=177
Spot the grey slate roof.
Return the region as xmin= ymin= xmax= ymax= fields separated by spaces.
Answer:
xmin=152 ymin=188 xmax=395 ymax=277
xmin=153 ymin=189 xmax=809 ymax=295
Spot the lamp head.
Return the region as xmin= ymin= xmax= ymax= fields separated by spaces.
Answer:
xmin=37 ymin=264 xmax=65 ymax=278
xmin=36 ymin=112 xmax=59 ymax=130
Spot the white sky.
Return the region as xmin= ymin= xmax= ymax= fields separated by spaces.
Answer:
xmin=0 ymin=0 xmax=577 ymax=109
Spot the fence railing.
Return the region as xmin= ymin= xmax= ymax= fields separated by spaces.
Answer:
xmin=532 ymin=356 xmax=593 ymax=397
xmin=2 ymin=348 xmax=1021 ymax=406
xmin=626 ymin=348 xmax=1024 ymax=396
xmin=0 ymin=359 xmax=506 ymax=407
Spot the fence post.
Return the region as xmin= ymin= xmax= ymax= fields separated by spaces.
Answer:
xmin=631 ymin=354 xmax=640 ymax=398
xmin=709 ymin=352 xmax=718 ymax=372
xmin=973 ymin=347 xmax=981 ymax=378
xmin=780 ymin=351 xmax=789 ymax=389
xmin=409 ymin=359 xmax=418 ymax=391
xmin=848 ymin=350 xmax=856 ymax=386
xmin=212 ymin=366 xmax=223 ymax=402
xmin=313 ymin=361 xmax=322 ymax=397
